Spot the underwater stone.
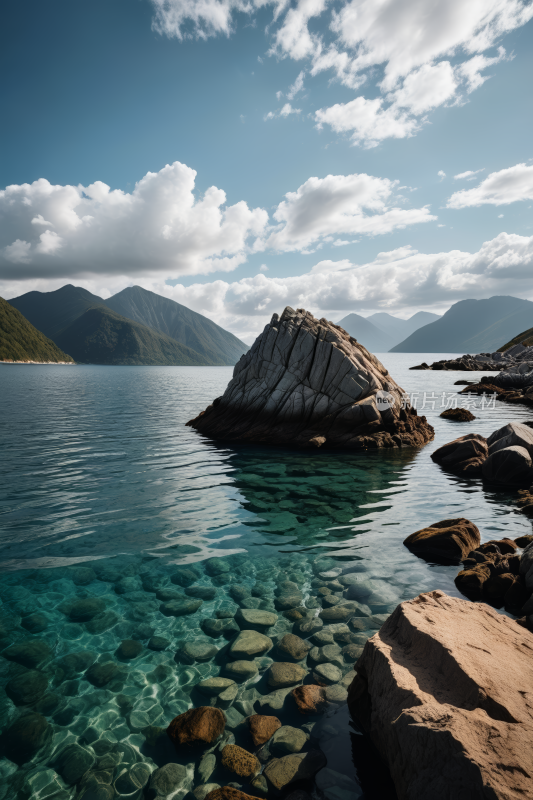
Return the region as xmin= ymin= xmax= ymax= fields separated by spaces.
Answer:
xmin=274 ymin=595 xmax=303 ymax=611
xmin=54 ymin=743 xmax=95 ymax=785
xmin=160 ymin=599 xmax=203 ymax=616
xmin=195 ymin=784 xmax=221 ymax=800
xmin=216 ymin=607 xmax=238 ymax=619
xmin=85 ymin=611 xmax=119 ymax=634
xmin=116 ymin=639 xmax=143 ymax=659
xmin=217 ymin=683 xmax=239 ymax=710
xmin=270 ymin=725 xmax=307 ymax=755
xmin=230 ymin=585 xmax=251 ymax=602
xmin=293 ymin=617 xmax=323 ymax=637
xmin=198 ymin=678 xmax=236 ymax=697
xmin=235 ymin=609 xmax=278 ymax=632
xmin=229 ymin=630 xmax=272 ymax=659
xmin=312 ymin=663 xmax=342 ymax=685
xmin=142 ymin=574 xmax=169 ymax=593
xmin=255 ymin=688 xmax=293 ymax=714
xmin=237 ymin=597 xmax=262 ymax=610
xmin=3 ymin=640 xmax=52 ymax=668
xmin=167 ymin=706 xmax=225 ymax=748
xmin=65 ymin=598 xmax=106 ymax=622
xmin=309 ymin=644 xmax=343 ymax=669
xmin=21 ymin=613 xmax=48 ymax=633
xmin=57 ymin=651 xmax=97 ymax=679
xmin=205 ymin=558 xmax=230 ymax=577
xmin=185 ymin=586 xmax=217 ymax=601
xmin=69 ymin=567 xmax=97 ymax=585
xmin=179 ymin=641 xmax=219 ymax=663
xmin=319 ymin=607 xmax=352 ymax=623
xmin=224 ymin=707 xmax=246 ymax=730
xmin=291 ymin=685 xmax=328 ymax=715
xmin=267 ymin=663 xmax=306 ymax=689
xmin=171 ymin=567 xmax=200 ymax=588
xmin=201 ymin=618 xmax=240 ymax=639
xmin=6 ymin=669 xmax=48 ymax=705
xmin=248 ymin=714 xmax=281 ymax=746
xmin=250 ymin=775 xmax=268 ymax=797
xmin=225 ymin=660 xmax=259 ymax=681
xmin=276 ymin=634 xmax=311 ymax=662
xmin=310 ymin=630 xmax=334 ymax=647
xmin=147 ymin=763 xmax=192 ymax=800
xmin=204 ymin=789 xmax=257 ymax=800
xmin=86 ymin=661 xmax=121 ymax=687
xmin=198 ymin=752 xmax=217 ymax=784
xmin=221 ymin=744 xmax=260 ymax=778
xmin=114 ymin=762 xmax=151 ymax=795
xmin=148 ymin=636 xmax=170 ymax=651
xmin=342 ymin=644 xmax=363 ymax=662
xmin=5 ymin=712 xmax=51 ymax=763
xmin=325 ymin=684 xmax=348 ymax=703
xmin=263 ymin=750 xmax=327 ymax=791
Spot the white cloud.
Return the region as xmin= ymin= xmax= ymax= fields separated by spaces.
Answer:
xmin=499 ymin=213 xmax=504 ymax=217
xmin=287 ymin=69 xmax=305 ymax=99
xmin=269 ymin=0 xmax=327 ymax=60
xmin=438 ymin=171 xmax=446 ymax=179
xmin=266 ymin=173 xmax=435 ymax=252
xmin=264 ymin=102 xmax=301 ymax=119
xmin=458 ymin=47 xmax=508 ymax=92
xmin=447 ymin=163 xmax=533 ymax=208
xmin=0 ymin=163 xmax=268 ymax=279
xmin=259 ymin=264 xmax=269 ymax=271
xmin=454 ymin=168 xmax=485 ymax=180
xmin=315 ymin=96 xmax=419 ymax=147
xmin=151 ymin=0 xmax=254 ymax=40
xmin=390 ymin=61 xmax=457 ymax=114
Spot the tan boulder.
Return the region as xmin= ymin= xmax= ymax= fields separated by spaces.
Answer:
xmin=167 ymin=707 xmax=225 ymax=749
xmin=221 ymin=745 xmax=260 ymax=778
xmin=291 ymin=685 xmax=328 ymax=715
xmin=403 ymin=518 xmax=480 ymax=563
xmin=248 ymin=714 xmax=281 ymax=746
xmin=348 ymin=590 xmax=533 ymax=800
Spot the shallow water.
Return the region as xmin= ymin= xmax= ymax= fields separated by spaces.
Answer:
xmin=0 ymin=356 xmax=531 ymax=800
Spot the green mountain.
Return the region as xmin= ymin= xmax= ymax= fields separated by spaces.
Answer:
xmin=9 ymin=284 xmax=248 ymax=366
xmin=54 ymin=306 xmax=213 ymax=366
xmin=105 ymin=286 xmax=249 ymax=365
xmin=0 ymin=296 xmax=74 ymax=363
xmin=390 ymin=296 xmax=533 ymax=353
xmin=498 ymin=327 xmax=533 ymax=351
xmin=336 ymin=313 xmax=394 ymax=352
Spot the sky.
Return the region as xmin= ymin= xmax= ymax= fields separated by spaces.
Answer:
xmin=1 ymin=0 xmax=533 ymax=343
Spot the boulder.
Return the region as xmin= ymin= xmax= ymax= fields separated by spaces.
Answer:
xmin=270 ymin=726 xmax=307 ymax=755
xmin=454 ymin=564 xmax=491 ymax=600
xmin=267 ymin=663 xmax=306 ymax=689
xmin=4 ymin=713 xmax=51 ymax=764
xmin=6 ymin=669 xmax=49 ymax=705
xmin=276 ymin=633 xmax=311 ymax=662
xmin=3 ymin=640 xmax=52 ymax=668
xmin=404 ymin=518 xmax=481 ymax=564
xmin=487 ymin=421 xmax=533 ymax=457
xmin=482 ymin=445 xmax=533 ymax=487
xmin=221 ymin=744 xmax=261 ymax=778
xmin=439 ymin=408 xmax=476 ymax=422
xmin=248 ymin=714 xmax=281 ymax=746
xmin=225 ymin=660 xmax=259 ymax=681
xmin=167 ymin=707 xmax=225 ymax=748
xmin=235 ymin=609 xmax=277 ymax=632
xmin=263 ymin=751 xmax=327 ymax=791
xmin=348 ymin=590 xmax=533 ymax=800
xmin=197 ymin=678 xmax=236 ymax=697
xmin=430 ymin=434 xmax=488 ymax=475
xmin=187 ymin=307 xmax=434 ymax=450
xmin=147 ymin=763 xmax=192 ymax=800
xmin=291 ymin=685 xmax=328 ymax=715
xmin=229 ymin=630 xmax=272 ymax=659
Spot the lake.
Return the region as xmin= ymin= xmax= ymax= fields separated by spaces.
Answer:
xmin=1 ymin=355 xmax=531 ymax=800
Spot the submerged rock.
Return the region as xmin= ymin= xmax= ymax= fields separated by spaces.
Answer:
xmin=221 ymin=744 xmax=261 ymax=778
xmin=403 ymin=518 xmax=481 ymax=563
xmin=167 ymin=707 xmax=225 ymax=748
xmin=5 ymin=712 xmax=51 ymax=763
xmin=431 ymin=433 xmax=488 ymax=476
xmin=187 ymin=307 xmax=433 ymax=450
xmin=348 ymin=590 xmax=533 ymax=800
xmin=263 ymin=750 xmax=327 ymax=791
xmin=248 ymin=714 xmax=282 ymax=746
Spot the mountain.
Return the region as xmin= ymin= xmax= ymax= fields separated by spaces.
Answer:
xmin=104 ymin=286 xmax=248 ymax=366
xmin=390 ymin=296 xmax=533 ymax=353
xmin=54 ymin=306 xmax=213 ymax=366
xmin=9 ymin=284 xmax=107 ymax=340
xmin=498 ymin=327 xmax=533 ymax=351
xmin=8 ymin=284 xmax=248 ymax=366
xmin=368 ymin=311 xmax=441 ymax=341
xmin=0 ymin=296 xmax=74 ymax=363
xmin=336 ymin=313 xmax=395 ymax=352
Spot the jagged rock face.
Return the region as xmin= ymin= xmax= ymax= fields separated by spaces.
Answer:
xmin=187 ymin=307 xmax=434 ymax=449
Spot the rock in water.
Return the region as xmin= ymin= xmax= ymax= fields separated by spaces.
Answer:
xmin=187 ymin=307 xmax=433 ymax=449
xmin=348 ymin=590 xmax=533 ymax=800
xmin=403 ymin=518 xmax=481 ymax=563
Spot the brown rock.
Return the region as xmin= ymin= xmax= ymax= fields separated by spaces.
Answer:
xmin=404 ymin=518 xmax=481 ymax=563
xmin=276 ymin=633 xmax=311 ymax=662
xmin=454 ymin=564 xmax=491 ymax=600
xmin=221 ymin=744 xmax=260 ymax=778
xmin=267 ymin=662 xmax=306 ymax=689
xmin=291 ymin=685 xmax=328 ymax=715
xmin=515 ymin=533 xmax=533 ymax=547
xmin=186 ymin=306 xmax=434 ymax=451
xmin=430 ymin=433 xmax=488 ymax=475
xmin=484 ymin=573 xmax=516 ymax=604
xmin=348 ymin=590 xmax=533 ymax=800
xmin=263 ymin=751 xmax=327 ymax=791
xmin=248 ymin=714 xmax=282 ymax=746
xmin=439 ymin=408 xmax=476 ymax=422
xmin=504 ymin=579 xmax=529 ymax=611
xmin=167 ymin=707 xmax=225 ymax=748
xmin=486 ymin=537 xmax=518 ymax=554
xmin=205 ymin=788 xmax=257 ymax=800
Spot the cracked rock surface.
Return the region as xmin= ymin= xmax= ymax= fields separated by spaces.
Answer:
xmin=187 ymin=307 xmax=434 ymax=450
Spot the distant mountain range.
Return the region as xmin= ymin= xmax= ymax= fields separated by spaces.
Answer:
xmin=337 ymin=311 xmax=441 ymax=352
xmin=8 ymin=285 xmax=249 ymax=366
xmin=0 ymin=296 xmax=74 ymax=363
xmin=390 ymin=296 xmax=533 ymax=353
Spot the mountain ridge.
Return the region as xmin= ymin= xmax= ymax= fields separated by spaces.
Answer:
xmin=0 ymin=296 xmax=75 ymax=363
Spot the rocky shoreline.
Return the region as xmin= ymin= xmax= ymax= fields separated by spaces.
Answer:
xmin=410 ymin=341 xmax=533 ymax=371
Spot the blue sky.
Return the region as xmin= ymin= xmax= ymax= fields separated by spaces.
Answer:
xmin=1 ymin=0 xmax=533 ymax=341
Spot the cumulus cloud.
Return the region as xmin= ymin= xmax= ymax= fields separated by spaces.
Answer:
xmin=266 ymin=173 xmax=435 ymax=251
xmin=0 ymin=163 xmax=268 ymax=279
xmin=264 ymin=102 xmax=301 ymax=120
xmin=149 ymin=0 xmax=532 ymax=148
xmin=447 ymin=163 xmax=533 ymax=208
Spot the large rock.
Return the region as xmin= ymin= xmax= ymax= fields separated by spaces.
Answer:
xmin=229 ymin=630 xmax=272 ymax=659
xmin=430 ymin=433 xmax=488 ymax=475
xmin=348 ymin=590 xmax=533 ymax=800
xmin=487 ymin=422 xmax=533 ymax=457
xmin=187 ymin=307 xmax=433 ymax=450
xmin=403 ymin=518 xmax=481 ymax=563
xmin=263 ymin=751 xmax=327 ymax=791
xmin=248 ymin=714 xmax=281 ymax=746
xmin=482 ymin=445 xmax=533 ymax=487
xmin=221 ymin=744 xmax=261 ymax=778
xmin=167 ymin=707 xmax=225 ymax=748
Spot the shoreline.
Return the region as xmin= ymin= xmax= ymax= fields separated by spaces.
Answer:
xmin=0 ymin=360 xmax=76 ymax=365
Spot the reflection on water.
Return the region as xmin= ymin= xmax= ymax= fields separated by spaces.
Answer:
xmin=0 ymin=357 xmax=531 ymax=800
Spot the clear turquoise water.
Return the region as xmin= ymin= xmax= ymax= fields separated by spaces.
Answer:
xmin=1 ymin=356 xmax=531 ymax=800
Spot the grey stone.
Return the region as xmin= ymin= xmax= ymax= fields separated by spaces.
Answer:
xmin=197 ymin=677 xmax=236 ymax=697
xmin=482 ymin=446 xmax=533 ymax=487
xmin=313 ymin=663 xmax=342 ymax=684
xmin=205 ymin=558 xmax=230 ymax=576
xmin=267 ymin=662 xmax=306 ymax=689
xmin=86 ymin=662 xmax=121 ymax=687
xmin=179 ymin=641 xmax=218 ymax=663
xmin=270 ymin=725 xmax=307 ymax=755
xmin=263 ymin=750 xmax=327 ymax=791
xmin=194 ymin=784 xmax=220 ymax=800
xmin=146 ymin=763 xmax=192 ymax=799
xmin=235 ymin=608 xmax=278 ymax=631
xmin=160 ymin=599 xmax=203 ymax=616
xmin=224 ymin=707 xmax=245 ymax=730
xmin=198 ymin=754 xmax=217 ymax=784
xmin=256 ymin=687 xmax=293 ymax=714
xmin=225 ymin=660 xmax=259 ymax=681
xmin=311 ymin=630 xmax=334 ymax=646
xmin=4 ymin=713 xmax=51 ymax=763
xmin=229 ymin=630 xmax=272 ymax=659
xmin=309 ymin=644 xmax=344 ymax=668
xmin=148 ymin=636 xmax=170 ymax=651
xmin=488 ymin=422 xmax=533 ymax=457
xmin=293 ymin=617 xmax=323 ymax=637
xmin=319 ymin=606 xmax=352 ymax=623
xmin=6 ymin=670 xmax=48 ymax=705
xmin=54 ymin=743 xmax=95 ymax=785
xmin=185 ymin=586 xmax=217 ymax=601
xmin=201 ymin=618 xmax=240 ymax=639
xmin=217 ymin=683 xmax=239 ymax=709
xmin=3 ymin=640 xmax=52 ymax=668
xmin=170 ymin=567 xmax=200 ymax=587
xmin=250 ymin=775 xmax=269 ymax=796
xmin=325 ymin=684 xmax=348 ymax=704
xmin=276 ymin=633 xmax=311 ymax=661
xmin=230 ymin=584 xmax=251 ymax=601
